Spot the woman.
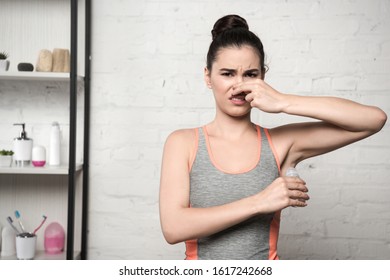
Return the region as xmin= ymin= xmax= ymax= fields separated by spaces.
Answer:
xmin=159 ymin=14 xmax=387 ymax=260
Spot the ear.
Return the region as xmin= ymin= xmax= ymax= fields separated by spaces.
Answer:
xmin=204 ymin=67 xmax=212 ymax=89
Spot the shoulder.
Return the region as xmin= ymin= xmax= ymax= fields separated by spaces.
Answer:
xmin=163 ymin=128 xmax=198 ymax=159
xmin=165 ymin=128 xmax=198 ymax=146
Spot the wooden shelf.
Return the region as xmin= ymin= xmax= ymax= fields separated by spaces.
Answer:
xmin=0 ymin=250 xmax=80 ymax=260
xmin=0 ymin=163 xmax=83 ymax=175
xmin=0 ymin=72 xmax=84 ymax=82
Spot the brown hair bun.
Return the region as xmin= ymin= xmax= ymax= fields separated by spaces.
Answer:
xmin=211 ymin=14 xmax=249 ymax=40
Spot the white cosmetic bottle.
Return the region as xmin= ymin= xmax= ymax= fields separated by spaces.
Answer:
xmin=13 ymin=123 xmax=33 ymax=167
xmin=1 ymin=226 xmax=16 ymax=257
xmin=49 ymin=122 xmax=61 ymax=166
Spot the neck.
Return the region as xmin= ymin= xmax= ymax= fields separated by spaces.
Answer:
xmin=207 ymin=111 xmax=255 ymax=139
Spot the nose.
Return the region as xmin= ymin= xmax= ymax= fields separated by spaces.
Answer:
xmin=235 ymin=66 xmax=244 ymax=84
xmin=235 ymin=73 xmax=243 ymax=84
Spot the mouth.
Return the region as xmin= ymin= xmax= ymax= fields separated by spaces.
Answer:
xmin=229 ymin=92 xmax=248 ymax=105
xmin=229 ymin=92 xmax=247 ymax=101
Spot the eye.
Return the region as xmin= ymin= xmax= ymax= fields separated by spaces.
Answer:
xmin=245 ymin=72 xmax=259 ymax=78
xmin=221 ymin=72 xmax=234 ymax=77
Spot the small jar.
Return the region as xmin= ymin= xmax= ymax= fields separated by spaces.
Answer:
xmin=44 ymin=222 xmax=65 ymax=254
xmin=32 ymin=145 xmax=46 ymax=167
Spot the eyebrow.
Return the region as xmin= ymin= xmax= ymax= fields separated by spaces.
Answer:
xmin=219 ymin=68 xmax=260 ymax=73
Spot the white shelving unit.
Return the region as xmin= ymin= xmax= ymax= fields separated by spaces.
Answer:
xmin=0 ymin=72 xmax=84 ymax=82
xmin=0 ymin=164 xmax=83 ymax=175
xmin=0 ymin=250 xmax=81 ymax=260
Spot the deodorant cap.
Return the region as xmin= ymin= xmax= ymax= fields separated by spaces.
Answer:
xmin=285 ymin=167 xmax=300 ymax=177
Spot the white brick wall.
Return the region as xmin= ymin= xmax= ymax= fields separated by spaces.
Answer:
xmin=89 ymin=0 xmax=390 ymax=259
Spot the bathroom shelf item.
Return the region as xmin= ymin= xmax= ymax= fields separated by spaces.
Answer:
xmin=0 ymin=250 xmax=81 ymax=260
xmin=0 ymin=164 xmax=83 ymax=175
xmin=0 ymin=0 xmax=91 ymax=260
xmin=0 ymin=72 xmax=84 ymax=82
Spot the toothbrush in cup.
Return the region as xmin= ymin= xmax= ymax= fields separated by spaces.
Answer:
xmin=6 ymin=216 xmax=21 ymax=234
xmin=33 ymin=215 xmax=47 ymax=235
xmin=14 ymin=210 xmax=26 ymax=233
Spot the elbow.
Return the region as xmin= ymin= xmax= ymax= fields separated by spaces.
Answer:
xmin=165 ymin=236 xmax=180 ymax=245
xmin=372 ymin=107 xmax=387 ymax=133
xmin=162 ymin=228 xmax=182 ymax=245
xmin=161 ymin=219 xmax=185 ymax=244
xmin=160 ymin=209 xmax=187 ymax=245
xmin=160 ymin=215 xmax=181 ymax=244
xmin=379 ymin=109 xmax=387 ymax=129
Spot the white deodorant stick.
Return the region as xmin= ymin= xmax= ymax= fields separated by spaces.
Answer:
xmin=285 ymin=167 xmax=299 ymax=177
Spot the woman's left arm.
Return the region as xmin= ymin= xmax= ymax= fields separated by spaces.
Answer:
xmin=282 ymin=94 xmax=387 ymax=133
xmin=235 ymin=80 xmax=388 ymax=166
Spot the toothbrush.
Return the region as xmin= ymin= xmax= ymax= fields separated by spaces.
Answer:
xmin=14 ymin=210 xmax=26 ymax=233
xmin=6 ymin=216 xmax=21 ymax=234
xmin=33 ymin=215 xmax=47 ymax=234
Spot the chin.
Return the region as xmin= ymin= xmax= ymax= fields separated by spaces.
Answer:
xmin=227 ymin=108 xmax=252 ymax=118
xmin=216 ymin=103 xmax=252 ymax=118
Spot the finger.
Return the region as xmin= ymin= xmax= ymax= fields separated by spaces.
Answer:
xmin=284 ymin=176 xmax=306 ymax=185
xmin=245 ymin=93 xmax=254 ymax=103
xmin=232 ymin=78 xmax=264 ymax=88
xmin=289 ymin=184 xmax=308 ymax=193
xmin=231 ymin=83 xmax=249 ymax=95
xmin=290 ymin=199 xmax=308 ymax=207
xmin=289 ymin=190 xmax=310 ymax=201
xmin=231 ymin=81 xmax=261 ymax=95
xmin=285 ymin=179 xmax=308 ymax=192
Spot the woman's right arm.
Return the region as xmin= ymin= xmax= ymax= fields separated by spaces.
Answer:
xmin=159 ymin=129 xmax=309 ymax=244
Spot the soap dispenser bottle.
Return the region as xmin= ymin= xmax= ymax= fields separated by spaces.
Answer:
xmin=13 ymin=123 xmax=33 ymax=167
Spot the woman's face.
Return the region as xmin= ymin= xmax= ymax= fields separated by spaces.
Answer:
xmin=205 ymin=45 xmax=262 ymax=118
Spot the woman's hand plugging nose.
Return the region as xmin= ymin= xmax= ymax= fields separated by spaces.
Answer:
xmin=232 ymin=80 xmax=290 ymax=114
